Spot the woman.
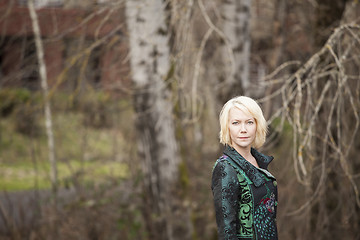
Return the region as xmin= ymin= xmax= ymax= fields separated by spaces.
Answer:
xmin=212 ymin=96 xmax=278 ymax=240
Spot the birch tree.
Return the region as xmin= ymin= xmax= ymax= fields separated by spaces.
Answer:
xmin=211 ymin=0 xmax=252 ymax=103
xmin=27 ymin=0 xmax=58 ymax=199
xmin=221 ymin=0 xmax=251 ymax=91
xmin=125 ymin=1 xmax=181 ymax=239
xmin=195 ymin=0 xmax=252 ymax=108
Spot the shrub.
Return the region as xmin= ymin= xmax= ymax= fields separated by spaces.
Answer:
xmin=0 ymin=88 xmax=32 ymax=117
xmin=14 ymin=104 xmax=41 ymax=137
xmin=80 ymin=91 xmax=114 ymax=129
xmin=0 ymin=88 xmax=42 ymax=137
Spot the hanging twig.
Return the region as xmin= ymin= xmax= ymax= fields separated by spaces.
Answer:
xmin=263 ymin=24 xmax=360 ymax=214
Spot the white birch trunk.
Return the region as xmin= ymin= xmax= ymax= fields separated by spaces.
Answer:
xmin=221 ymin=0 xmax=251 ymax=92
xmin=125 ymin=1 xmax=180 ymax=239
xmin=28 ymin=0 xmax=58 ymax=197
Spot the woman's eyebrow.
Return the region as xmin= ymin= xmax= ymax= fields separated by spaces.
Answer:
xmin=231 ymin=118 xmax=254 ymax=121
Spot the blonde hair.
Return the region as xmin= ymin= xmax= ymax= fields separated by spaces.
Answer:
xmin=219 ymin=96 xmax=268 ymax=149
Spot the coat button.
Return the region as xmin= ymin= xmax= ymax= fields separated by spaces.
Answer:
xmin=273 ymin=181 xmax=277 ymax=187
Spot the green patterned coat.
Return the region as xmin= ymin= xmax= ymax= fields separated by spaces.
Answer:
xmin=211 ymin=146 xmax=278 ymax=240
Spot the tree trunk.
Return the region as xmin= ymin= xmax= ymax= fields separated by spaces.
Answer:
xmin=125 ymin=1 xmax=181 ymax=239
xmin=27 ymin=0 xmax=58 ymax=198
xmin=217 ymin=0 xmax=251 ymax=102
xmin=28 ymin=1 xmax=58 ymax=238
xmin=314 ymin=0 xmax=348 ymax=47
xmin=309 ymin=2 xmax=349 ymax=239
xmin=341 ymin=2 xmax=360 ymax=237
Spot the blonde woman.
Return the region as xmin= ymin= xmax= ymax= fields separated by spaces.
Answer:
xmin=212 ymin=96 xmax=278 ymax=240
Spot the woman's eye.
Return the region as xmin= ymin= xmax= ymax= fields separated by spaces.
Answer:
xmin=247 ymin=121 xmax=254 ymax=124
xmin=232 ymin=121 xmax=238 ymax=125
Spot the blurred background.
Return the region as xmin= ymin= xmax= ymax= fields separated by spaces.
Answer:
xmin=0 ymin=0 xmax=360 ymax=239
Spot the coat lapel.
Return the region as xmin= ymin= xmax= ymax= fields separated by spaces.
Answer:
xmin=223 ymin=145 xmax=274 ymax=187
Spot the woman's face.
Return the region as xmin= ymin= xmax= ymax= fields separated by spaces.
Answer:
xmin=228 ymin=107 xmax=257 ymax=152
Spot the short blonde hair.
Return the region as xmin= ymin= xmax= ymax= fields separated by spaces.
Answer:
xmin=219 ymin=96 xmax=268 ymax=149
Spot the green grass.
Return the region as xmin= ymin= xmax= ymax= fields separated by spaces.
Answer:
xmin=0 ymin=95 xmax=134 ymax=192
xmin=0 ymin=160 xmax=129 ymax=191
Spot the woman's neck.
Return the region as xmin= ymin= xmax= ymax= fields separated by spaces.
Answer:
xmin=233 ymin=146 xmax=251 ymax=158
xmin=233 ymin=146 xmax=259 ymax=168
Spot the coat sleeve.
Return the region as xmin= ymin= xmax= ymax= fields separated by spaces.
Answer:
xmin=211 ymin=160 xmax=240 ymax=240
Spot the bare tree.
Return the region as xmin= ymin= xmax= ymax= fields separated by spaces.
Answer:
xmin=27 ymin=1 xmax=59 ymax=238
xmin=262 ymin=23 xmax=360 ymax=239
xmin=314 ymin=0 xmax=348 ymax=47
xmin=27 ymin=0 xmax=58 ymax=199
xmin=220 ymin=0 xmax=251 ymax=93
xmin=197 ymin=0 xmax=252 ymax=103
xmin=125 ymin=1 xmax=183 ymax=239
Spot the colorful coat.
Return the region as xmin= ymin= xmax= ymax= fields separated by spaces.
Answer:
xmin=211 ymin=145 xmax=278 ymax=240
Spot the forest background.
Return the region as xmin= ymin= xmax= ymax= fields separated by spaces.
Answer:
xmin=0 ymin=0 xmax=360 ymax=239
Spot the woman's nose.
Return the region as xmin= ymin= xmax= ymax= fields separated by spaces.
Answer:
xmin=240 ymin=123 xmax=247 ymax=132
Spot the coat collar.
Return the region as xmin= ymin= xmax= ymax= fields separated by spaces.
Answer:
xmin=223 ymin=145 xmax=274 ymax=187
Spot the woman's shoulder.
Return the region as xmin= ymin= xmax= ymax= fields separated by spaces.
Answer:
xmin=212 ymin=155 xmax=239 ymax=175
xmin=212 ymin=155 xmax=240 ymax=189
xmin=213 ymin=154 xmax=250 ymax=183
xmin=213 ymin=154 xmax=230 ymax=168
